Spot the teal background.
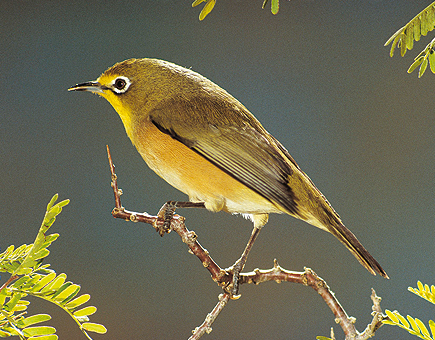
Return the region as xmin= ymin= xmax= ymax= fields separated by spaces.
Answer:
xmin=1 ymin=1 xmax=434 ymax=339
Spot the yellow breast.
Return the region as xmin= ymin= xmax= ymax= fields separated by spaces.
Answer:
xmin=131 ymin=117 xmax=281 ymax=215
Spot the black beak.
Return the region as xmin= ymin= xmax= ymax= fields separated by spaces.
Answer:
xmin=68 ymin=81 xmax=105 ymax=94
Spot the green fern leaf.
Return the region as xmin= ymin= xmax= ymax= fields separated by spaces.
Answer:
xmin=408 ymin=315 xmax=421 ymax=334
xmin=65 ymin=294 xmax=90 ymax=310
xmin=52 ymin=284 xmax=80 ymax=303
xmin=397 ymin=312 xmax=411 ymax=329
xmin=73 ymin=306 xmax=97 ymax=317
xmin=385 ymin=309 xmax=400 ymax=324
xmin=419 ymin=58 xmax=429 ymax=77
xmin=429 ymin=320 xmax=435 ymax=339
xmin=429 ymin=50 xmax=435 ymax=72
xmin=416 ymin=318 xmax=431 ymax=338
xmin=192 ymin=0 xmax=216 ymax=21
xmin=28 ymin=335 xmax=58 ymax=340
xmin=409 ymin=281 xmax=435 ymax=304
xmin=17 ymin=314 xmax=51 ymax=328
xmin=31 ymin=272 xmax=57 ymax=292
xmin=191 ymin=0 xmax=205 ymax=6
xmin=385 ymin=1 xmax=435 ymax=57
xmin=40 ymin=273 xmax=66 ymax=294
xmin=81 ymin=322 xmax=107 ymax=334
xmin=4 ymin=293 xmax=23 ymax=312
xmin=262 ymin=0 xmax=280 ymax=15
xmin=271 ymin=0 xmax=279 ymax=15
xmin=200 ymin=0 xmax=216 ymax=21
xmin=0 ymin=245 xmax=14 ymax=262
xmin=384 ymin=310 xmax=435 ymax=340
xmin=0 ymin=329 xmax=13 ymax=336
xmin=11 ymin=275 xmax=31 ymax=289
xmin=22 ymin=326 xmax=56 ymax=337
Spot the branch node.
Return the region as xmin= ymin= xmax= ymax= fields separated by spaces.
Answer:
xmin=273 ymin=258 xmax=279 ymax=268
xmin=370 ymin=288 xmax=382 ymax=313
xmin=214 ymin=270 xmax=228 ymax=285
xmin=129 ymin=214 xmax=138 ymax=222
xmin=301 ymin=267 xmax=312 ymax=286
xmin=330 ymin=327 xmax=335 ymax=340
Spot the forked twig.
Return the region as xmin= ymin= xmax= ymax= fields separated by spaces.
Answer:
xmin=105 ymin=145 xmax=386 ymax=340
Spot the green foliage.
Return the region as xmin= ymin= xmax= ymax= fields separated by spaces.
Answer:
xmin=191 ymin=0 xmax=281 ymax=21
xmin=192 ymin=0 xmax=216 ymax=21
xmin=406 ymin=38 xmax=435 ymax=78
xmin=262 ymin=0 xmax=279 ymax=15
xmin=410 ymin=282 xmax=435 ymax=306
xmin=0 ymin=194 xmax=107 ymax=340
xmin=385 ymin=1 xmax=435 ymax=77
xmin=383 ymin=281 xmax=435 ymax=340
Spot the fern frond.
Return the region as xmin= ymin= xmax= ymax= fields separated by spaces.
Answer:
xmin=262 ymin=0 xmax=280 ymax=15
xmin=409 ymin=281 xmax=435 ymax=305
xmin=0 ymin=195 xmax=106 ymax=339
xmin=384 ymin=310 xmax=435 ymax=340
xmin=192 ymin=0 xmax=216 ymax=21
xmin=385 ymin=1 xmax=435 ymax=57
xmin=13 ymin=194 xmax=67 ymax=276
xmin=407 ymin=37 xmax=435 ymax=77
xmin=5 ymin=271 xmax=107 ymax=338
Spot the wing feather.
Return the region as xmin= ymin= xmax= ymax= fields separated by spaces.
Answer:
xmin=150 ymin=96 xmax=298 ymax=214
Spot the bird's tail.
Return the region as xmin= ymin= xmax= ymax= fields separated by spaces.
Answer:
xmin=280 ymin=151 xmax=388 ymax=278
xmin=327 ymin=220 xmax=389 ymax=279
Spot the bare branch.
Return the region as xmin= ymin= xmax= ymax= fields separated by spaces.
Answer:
xmin=355 ymin=289 xmax=388 ymax=340
xmin=105 ymin=145 xmax=385 ymax=340
xmin=189 ymin=293 xmax=230 ymax=340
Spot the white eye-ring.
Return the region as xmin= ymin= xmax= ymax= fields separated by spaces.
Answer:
xmin=111 ymin=76 xmax=131 ymax=94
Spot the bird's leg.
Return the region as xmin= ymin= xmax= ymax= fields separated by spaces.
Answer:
xmin=154 ymin=201 xmax=206 ymax=236
xmin=226 ymin=226 xmax=261 ymax=299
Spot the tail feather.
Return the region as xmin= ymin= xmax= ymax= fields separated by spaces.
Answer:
xmin=328 ymin=220 xmax=388 ymax=279
xmin=281 ymin=155 xmax=388 ymax=278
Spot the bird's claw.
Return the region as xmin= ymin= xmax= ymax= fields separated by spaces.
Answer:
xmin=154 ymin=201 xmax=178 ymax=236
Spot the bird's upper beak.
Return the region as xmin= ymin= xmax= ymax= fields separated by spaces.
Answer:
xmin=68 ymin=81 xmax=106 ymax=94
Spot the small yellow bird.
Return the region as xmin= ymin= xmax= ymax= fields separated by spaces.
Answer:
xmin=69 ymin=58 xmax=388 ymax=294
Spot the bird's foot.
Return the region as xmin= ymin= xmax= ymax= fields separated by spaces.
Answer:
xmin=224 ymin=259 xmax=245 ymax=299
xmin=154 ymin=201 xmax=178 ymax=236
xmin=153 ymin=201 xmax=206 ymax=236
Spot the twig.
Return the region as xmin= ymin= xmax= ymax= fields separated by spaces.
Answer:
xmin=0 ymin=275 xmax=18 ymax=293
xmin=105 ymin=145 xmax=385 ymax=340
xmin=240 ymin=262 xmax=357 ymax=337
xmin=106 ymin=145 xmax=229 ymax=286
xmin=189 ymin=293 xmax=230 ymax=340
xmin=356 ymin=288 xmax=388 ymax=340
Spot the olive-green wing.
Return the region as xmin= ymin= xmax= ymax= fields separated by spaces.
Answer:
xmin=149 ymin=97 xmax=389 ymax=279
xmin=149 ymin=96 xmax=299 ymax=215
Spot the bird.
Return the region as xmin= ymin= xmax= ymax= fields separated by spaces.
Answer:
xmin=69 ymin=58 xmax=388 ymax=295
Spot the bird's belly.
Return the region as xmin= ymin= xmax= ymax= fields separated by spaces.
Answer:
xmin=133 ymin=121 xmax=281 ymax=215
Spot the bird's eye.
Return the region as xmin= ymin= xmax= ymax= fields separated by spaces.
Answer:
xmin=111 ymin=76 xmax=131 ymax=94
xmin=115 ymin=78 xmax=126 ymax=89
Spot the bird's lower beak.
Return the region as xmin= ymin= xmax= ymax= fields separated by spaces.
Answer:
xmin=68 ymin=81 xmax=105 ymax=94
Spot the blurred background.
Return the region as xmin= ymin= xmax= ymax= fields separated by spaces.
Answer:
xmin=1 ymin=0 xmax=434 ymax=339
